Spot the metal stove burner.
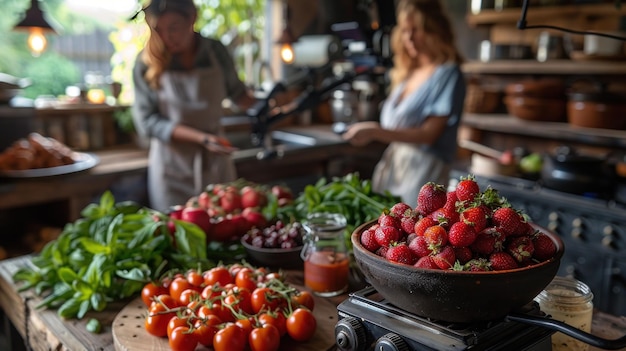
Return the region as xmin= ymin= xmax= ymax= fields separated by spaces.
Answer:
xmin=335 ymin=286 xmax=554 ymax=351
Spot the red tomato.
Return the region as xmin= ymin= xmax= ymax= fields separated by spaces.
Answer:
xmin=249 ymin=324 xmax=281 ymax=351
xmin=169 ymin=326 xmax=198 ymax=351
xmin=169 ymin=277 xmax=194 ymax=303
xmin=178 ymin=288 xmax=201 ymax=306
xmin=204 ymin=266 xmax=234 ymax=286
xmin=286 ymin=308 xmax=316 ymax=342
xmin=194 ymin=315 xmax=221 ymax=347
xmin=258 ymin=311 xmax=287 ymax=337
xmin=167 ymin=315 xmax=189 ymax=338
xmin=213 ymin=323 xmax=246 ymax=351
xmin=223 ymin=287 xmax=253 ymax=315
xmin=150 ymin=294 xmax=179 ymax=310
xmin=251 ymin=287 xmax=286 ymax=314
xmin=235 ymin=267 xmax=258 ymax=291
xmin=144 ymin=304 xmax=175 ymax=337
xmin=141 ymin=282 xmax=168 ymax=307
xmin=235 ymin=317 xmax=254 ymax=337
xmin=291 ymin=290 xmax=315 ymax=311
xmin=186 ymin=270 xmax=204 ymax=288
xmin=201 ymin=284 xmax=223 ymax=300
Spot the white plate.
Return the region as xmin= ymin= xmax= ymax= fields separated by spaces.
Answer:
xmin=0 ymin=152 xmax=99 ymax=178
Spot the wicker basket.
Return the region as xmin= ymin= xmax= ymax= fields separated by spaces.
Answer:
xmin=465 ymin=84 xmax=502 ymax=114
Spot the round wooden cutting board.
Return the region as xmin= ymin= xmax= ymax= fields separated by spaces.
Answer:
xmin=112 ymin=287 xmax=340 ymax=351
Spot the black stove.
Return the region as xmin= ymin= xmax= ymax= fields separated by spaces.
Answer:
xmin=335 ymin=286 xmax=554 ymax=351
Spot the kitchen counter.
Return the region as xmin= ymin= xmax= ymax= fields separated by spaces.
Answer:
xmin=0 ymin=255 xmax=624 ymax=351
xmin=0 ymin=125 xmax=384 ymax=221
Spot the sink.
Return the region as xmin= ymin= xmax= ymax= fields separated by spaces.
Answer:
xmin=227 ymin=130 xmax=326 ymax=150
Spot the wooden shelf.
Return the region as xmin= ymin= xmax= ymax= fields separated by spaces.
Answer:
xmin=462 ymin=59 xmax=626 ymax=75
xmin=462 ymin=113 xmax=626 ymax=149
xmin=467 ymin=3 xmax=626 ymax=26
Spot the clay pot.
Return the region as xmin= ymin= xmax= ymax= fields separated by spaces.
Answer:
xmin=567 ymin=91 xmax=626 ymax=130
xmin=504 ymin=95 xmax=567 ymax=122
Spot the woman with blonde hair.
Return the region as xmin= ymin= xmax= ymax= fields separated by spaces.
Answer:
xmin=342 ymin=0 xmax=466 ymax=206
xmin=132 ymin=0 xmax=255 ymax=212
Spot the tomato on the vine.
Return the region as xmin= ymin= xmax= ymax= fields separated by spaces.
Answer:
xmin=141 ymin=282 xmax=169 ymax=307
xmin=213 ymin=323 xmax=246 ymax=351
xmin=144 ymin=303 xmax=175 ymax=337
xmin=235 ymin=267 xmax=258 ymax=291
xmin=204 ymin=266 xmax=233 ymax=286
xmin=223 ymin=287 xmax=254 ymax=315
xmin=258 ymin=310 xmax=287 ymax=337
xmin=249 ymin=324 xmax=281 ymax=351
xmin=234 ymin=317 xmax=254 ymax=337
xmin=291 ymin=290 xmax=315 ymax=311
xmin=178 ymin=288 xmax=201 ymax=306
xmin=186 ymin=270 xmax=204 ymax=288
xmin=169 ymin=325 xmax=198 ymax=351
xmin=286 ymin=308 xmax=316 ymax=342
xmin=194 ymin=315 xmax=220 ymax=347
xmin=169 ymin=276 xmax=194 ymax=303
xmin=251 ymin=287 xmax=286 ymax=314
xmin=166 ymin=315 xmax=188 ymax=338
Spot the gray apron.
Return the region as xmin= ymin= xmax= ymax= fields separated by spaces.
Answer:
xmin=372 ymin=142 xmax=449 ymax=208
xmin=149 ymin=51 xmax=236 ymax=212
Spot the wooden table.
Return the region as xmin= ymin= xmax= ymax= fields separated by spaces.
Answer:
xmin=1 ymin=255 xmax=625 ymax=351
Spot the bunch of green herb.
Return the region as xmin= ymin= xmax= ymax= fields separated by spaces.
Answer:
xmin=13 ymin=191 xmax=211 ymax=320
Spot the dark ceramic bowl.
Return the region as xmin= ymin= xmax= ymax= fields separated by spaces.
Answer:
xmin=241 ymin=239 xmax=304 ymax=269
xmin=351 ymin=220 xmax=564 ymax=323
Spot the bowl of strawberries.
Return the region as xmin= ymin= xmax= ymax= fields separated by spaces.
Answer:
xmin=351 ymin=176 xmax=564 ymax=323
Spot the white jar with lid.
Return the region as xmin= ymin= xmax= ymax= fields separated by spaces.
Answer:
xmin=535 ymin=276 xmax=594 ymax=351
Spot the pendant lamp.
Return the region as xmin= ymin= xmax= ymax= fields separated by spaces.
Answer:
xmin=13 ymin=0 xmax=57 ymax=56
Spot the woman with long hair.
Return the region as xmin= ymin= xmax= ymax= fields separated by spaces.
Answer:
xmin=342 ymin=0 xmax=466 ymax=206
xmin=132 ymin=0 xmax=255 ymax=212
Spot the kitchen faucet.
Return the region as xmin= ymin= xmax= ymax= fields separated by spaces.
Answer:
xmin=246 ymin=66 xmax=374 ymax=159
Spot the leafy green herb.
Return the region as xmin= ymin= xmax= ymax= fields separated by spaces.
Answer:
xmin=13 ymin=191 xmax=212 ymax=320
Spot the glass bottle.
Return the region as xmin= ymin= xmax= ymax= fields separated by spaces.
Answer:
xmin=301 ymin=212 xmax=349 ymax=297
xmin=535 ymin=276 xmax=594 ymax=351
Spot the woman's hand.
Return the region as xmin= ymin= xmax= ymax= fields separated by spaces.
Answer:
xmin=203 ymin=134 xmax=238 ymax=155
xmin=342 ymin=121 xmax=381 ymax=147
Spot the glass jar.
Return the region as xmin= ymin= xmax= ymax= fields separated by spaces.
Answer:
xmin=534 ymin=276 xmax=594 ymax=351
xmin=301 ymin=213 xmax=349 ymax=297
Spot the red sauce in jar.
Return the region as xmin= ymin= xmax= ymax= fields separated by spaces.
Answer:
xmin=304 ymin=250 xmax=349 ymax=296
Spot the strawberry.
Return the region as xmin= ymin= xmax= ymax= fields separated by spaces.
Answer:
xmin=374 ymin=226 xmax=402 ymax=247
xmin=454 ymin=246 xmax=474 ymax=264
xmin=423 ymin=225 xmax=448 ymax=248
xmin=378 ymin=212 xmax=400 ymax=228
xmin=408 ymin=235 xmax=432 ymax=258
xmin=506 ymin=236 xmax=535 ymax=264
xmin=532 ymin=231 xmax=556 ymax=261
xmin=376 ymin=245 xmax=389 ymax=258
xmin=218 ymin=188 xmax=243 ymax=213
xmin=390 ymin=202 xmax=413 ymax=218
xmin=414 ymin=217 xmax=437 ymax=236
xmin=464 ymin=258 xmax=491 ymax=272
xmin=455 ymin=176 xmax=480 ymax=203
xmin=414 ymin=256 xmax=439 ymax=269
xmin=470 ymin=227 xmax=502 ymax=256
xmin=431 ymin=245 xmax=456 ymax=270
xmin=416 ymin=182 xmax=447 ymax=216
xmin=492 ymin=207 xmax=525 ymax=237
xmin=386 ymin=243 xmax=417 ymax=265
xmin=400 ymin=214 xmax=418 ymax=236
xmin=360 ymin=228 xmax=381 ymax=252
xmin=460 ymin=206 xmax=488 ymax=232
xmin=428 ymin=207 xmax=459 ymax=229
xmin=489 ymin=252 xmax=519 ymax=271
xmin=444 ymin=190 xmax=459 ymax=210
xmin=448 ymin=221 xmax=477 ymax=247
xmin=240 ymin=185 xmax=268 ymax=209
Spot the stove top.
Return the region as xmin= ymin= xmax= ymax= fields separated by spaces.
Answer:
xmin=335 ymin=287 xmax=554 ymax=351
